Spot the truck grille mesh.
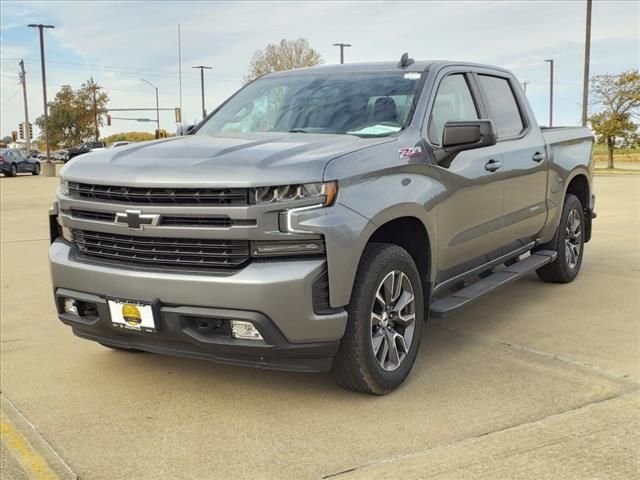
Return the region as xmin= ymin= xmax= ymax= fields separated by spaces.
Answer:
xmin=68 ymin=209 xmax=239 ymax=228
xmin=72 ymin=229 xmax=250 ymax=270
xmin=68 ymin=182 xmax=248 ymax=205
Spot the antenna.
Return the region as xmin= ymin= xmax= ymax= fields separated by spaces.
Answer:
xmin=398 ymin=53 xmax=414 ymax=69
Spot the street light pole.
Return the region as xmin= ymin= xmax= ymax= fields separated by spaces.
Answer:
xmin=141 ymin=78 xmax=160 ymax=137
xmin=192 ymin=66 xmax=212 ymax=119
xmin=332 ymin=43 xmax=352 ymax=64
xmin=545 ymin=59 xmax=554 ymax=127
xmin=28 ymin=23 xmax=54 ymax=174
xmin=581 ymin=0 xmax=592 ymax=127
xmin=19 ymin=60 xmax=30 ymax=152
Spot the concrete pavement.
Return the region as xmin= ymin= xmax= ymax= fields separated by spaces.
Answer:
xmin=1 ymin=174 xmax=638 ymax=479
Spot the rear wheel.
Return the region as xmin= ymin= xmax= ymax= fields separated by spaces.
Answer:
xmin=331 ymin=243 xmax=424 ymax=394
xmin=536 ymin=194 xmax=585 ymax=283
xmin=8 ymin=163 xmax=17 ymax=177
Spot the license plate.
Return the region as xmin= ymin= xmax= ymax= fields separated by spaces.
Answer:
xmin=108 ymin=300 xmax=156 ymax=333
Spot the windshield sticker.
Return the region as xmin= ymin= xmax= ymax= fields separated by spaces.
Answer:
xmin=404 ymin=73 xmax=421 ymax=80
xmin=347 ymin=124 xmax=402 ymax=135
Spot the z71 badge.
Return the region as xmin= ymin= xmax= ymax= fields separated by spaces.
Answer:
xmin=399 ymin=146 xmax=423 ymax=158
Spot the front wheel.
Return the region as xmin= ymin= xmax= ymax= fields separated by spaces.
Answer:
xmin=331 ymin=243 xmax=424 ymax=395
xmin=32 ymin=163 xmax=40 ymax=175
xmin=536 ymin=193 xmax=585 ymax=283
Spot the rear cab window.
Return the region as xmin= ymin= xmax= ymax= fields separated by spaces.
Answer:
xmin=477 ymin=75 xmax=525 ymax=139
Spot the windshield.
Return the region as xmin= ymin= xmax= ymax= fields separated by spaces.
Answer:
xmin=197 ymin=72 xmax=422 ymax=137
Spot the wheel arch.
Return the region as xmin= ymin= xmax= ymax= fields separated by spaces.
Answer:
xmin=564 ymin=171 xmax=592 ymax=242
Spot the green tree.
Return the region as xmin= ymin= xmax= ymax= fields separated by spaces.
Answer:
xmin=245 ymin=38 xmax=323 ymax=83
xmin=588 ymin=70 xmax=640 ymax=168
xmin=35 ymin=78 xmax=110 ymax=148
xmin=1 ymin=135 xmax=13 ymax=144
xmin=101 ymin=132 xmax=156 ymax=144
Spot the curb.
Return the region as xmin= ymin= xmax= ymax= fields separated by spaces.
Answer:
xmin=0 ymin=395 xmax=77 ymax=480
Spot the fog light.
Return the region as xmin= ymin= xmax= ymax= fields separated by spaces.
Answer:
xmin=230 ymin=320 xmax=263 ymax=341
xmin=63 ymin=298 xmax=79 ymax=315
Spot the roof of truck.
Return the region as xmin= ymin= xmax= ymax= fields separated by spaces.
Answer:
xmin=264 ymin=60 xmax=513 ymax=77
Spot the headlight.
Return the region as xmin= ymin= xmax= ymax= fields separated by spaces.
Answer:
xmin=60 ymin=180 xmax=69 ymax=195
xmin=252 ymin=181 xmax=337 ymax=206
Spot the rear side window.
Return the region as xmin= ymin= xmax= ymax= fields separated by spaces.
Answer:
xmin=477 ymin=75 xmax=524 ymax=138
xmin=428 ymin=74 xmax=479 ymax=145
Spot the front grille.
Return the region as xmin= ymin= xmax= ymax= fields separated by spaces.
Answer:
xmin=72 ymin=229 xmax=250 ymax=270
xmin=68 ymin=182 xmax=248 ymax=205
xmin=68 ymin=209 xmax=253 ymax=228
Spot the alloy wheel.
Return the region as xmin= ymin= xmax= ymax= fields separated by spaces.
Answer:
xmin=370 ymin=270 xmax=416 ymax=371
xmin=565 ymin=208 xmax=582 ymax=269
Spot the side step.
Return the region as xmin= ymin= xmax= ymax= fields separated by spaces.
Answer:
xmin=430 ymin=250 xmax=557 ymax=318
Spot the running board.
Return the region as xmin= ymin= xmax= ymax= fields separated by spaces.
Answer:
xmin=430 ymin=250 xmax=557 ymax=318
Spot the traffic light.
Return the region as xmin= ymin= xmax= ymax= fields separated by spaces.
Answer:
xmin=27 ymin=123 xmax=33 ymax=139
xmin=159 ymin=129 xmax=167 ymax=138
xmin=11 ymin=131 xmax=17 ymax=142
xmin=18 ymin=123 xmax=24 ymax=140
xmin=174 ymin=108 xmax=181 ymax=123
xmin=106 ymin=114 xmax=111 ymax=126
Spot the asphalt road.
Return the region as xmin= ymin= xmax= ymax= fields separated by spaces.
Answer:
xmin=1 ymin=174 xmax=638 ymax=480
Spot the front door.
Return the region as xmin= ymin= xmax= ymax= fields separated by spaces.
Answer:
xmin=426 ymin=72 xmax=505 ymax=284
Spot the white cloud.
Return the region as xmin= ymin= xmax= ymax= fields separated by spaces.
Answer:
xmin=1 ymin=0 xmax=638 ymax=138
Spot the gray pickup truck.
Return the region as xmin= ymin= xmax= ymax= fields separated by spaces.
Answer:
xmin=49 ymin=58 xmax=595 ymax=394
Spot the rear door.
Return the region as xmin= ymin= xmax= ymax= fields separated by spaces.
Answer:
xmin=426 ymin=70 xmax=505 ymax=283
xmin=475 ymin=73 xmax=547 ymax=250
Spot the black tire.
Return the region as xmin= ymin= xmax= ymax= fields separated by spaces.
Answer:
xmin=535 ymin=194 xmax=585 ymax=283
xmin=32 ymin=163 xmax=40 ymax=175
xmin=99 ymin=343 xmax=143 ymax=353
xmin=331 ymin=243 xmax=424 ymax=395
xmin=8 ymin=163 xmax=17 ymax=177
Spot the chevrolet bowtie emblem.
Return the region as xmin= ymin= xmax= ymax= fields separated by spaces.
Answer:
xmin=115 ymin=210 xmax=160 ymax=230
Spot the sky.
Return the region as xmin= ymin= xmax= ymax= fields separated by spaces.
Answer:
xmin=1 ymin=0 xmax=638 ymax=141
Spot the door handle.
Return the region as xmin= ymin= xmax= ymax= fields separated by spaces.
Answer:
xmin=532 ymin=152 xmax=546 ymax=162
xmin=484 ymin=159 xmax=502 ymax=172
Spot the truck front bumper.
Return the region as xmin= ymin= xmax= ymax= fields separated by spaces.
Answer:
xmin=50 ymin=240 xmax=347 ymax=373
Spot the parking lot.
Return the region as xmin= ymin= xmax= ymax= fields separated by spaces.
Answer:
xmin=1 ymin=174 xmax=638 ymax=479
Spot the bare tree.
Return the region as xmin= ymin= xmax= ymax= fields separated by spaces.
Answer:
xmin=245 ymin=38 xmax=323 ymax=83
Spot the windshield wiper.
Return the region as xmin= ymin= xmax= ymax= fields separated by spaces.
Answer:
xmin=288 ymin=129 xmax=310 ymax=133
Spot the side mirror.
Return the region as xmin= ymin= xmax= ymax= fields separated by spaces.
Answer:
xmin=442 ymin=120 xmax=497 ymax=154
xmin=184 ymin=125 xmax=196 ymax=135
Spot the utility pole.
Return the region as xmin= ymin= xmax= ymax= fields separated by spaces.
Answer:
xmin=521 ymin=80 xmax=530 ymax=95
xmin=332 ymin=43 xmax=352 ymax=64
xmin=28 ymin=23 xmax=55 ymax=174
xmin=141 ymin=78 xmax=160 ymax=138
xmin=581 ymin=0 xmax=592 ymax=127
xmin=545 ymin=59 xmax=554 ymax=127
xmin=192 ymin=66 xmax=212 ymax=119
xmin=91 ymin=77 xmax=99 ymax=141
xmin=178 ymin=24 xmax=183 ymax=130
xmin=18 ymin=60 xmax=30 ymax=152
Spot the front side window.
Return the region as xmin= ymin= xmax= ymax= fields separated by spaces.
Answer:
xmin=477 ymin=75 xmax=524 ymax=138
xmin=197 ymin=72 xmax=422 ymax=138
xmin=428 ymin=74 xmax=479 ymax=144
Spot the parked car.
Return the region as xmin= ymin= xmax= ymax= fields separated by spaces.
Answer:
xmin=49 ymin=58 xmax=595 ymax=394
xmin=1 ymin=148 xmax=40 ymax=176
xmin=66 ymin=141 xmax=106 ymax=160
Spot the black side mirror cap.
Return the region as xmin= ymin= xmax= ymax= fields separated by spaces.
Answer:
xmin=182 ymin=125 xmax=196 ymax=136
xmin=442 ymin=120 xmax=497 ymax=154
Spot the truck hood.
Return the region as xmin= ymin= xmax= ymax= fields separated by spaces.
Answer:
xmin=61 ymin=133 xmax=394 ymax=187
